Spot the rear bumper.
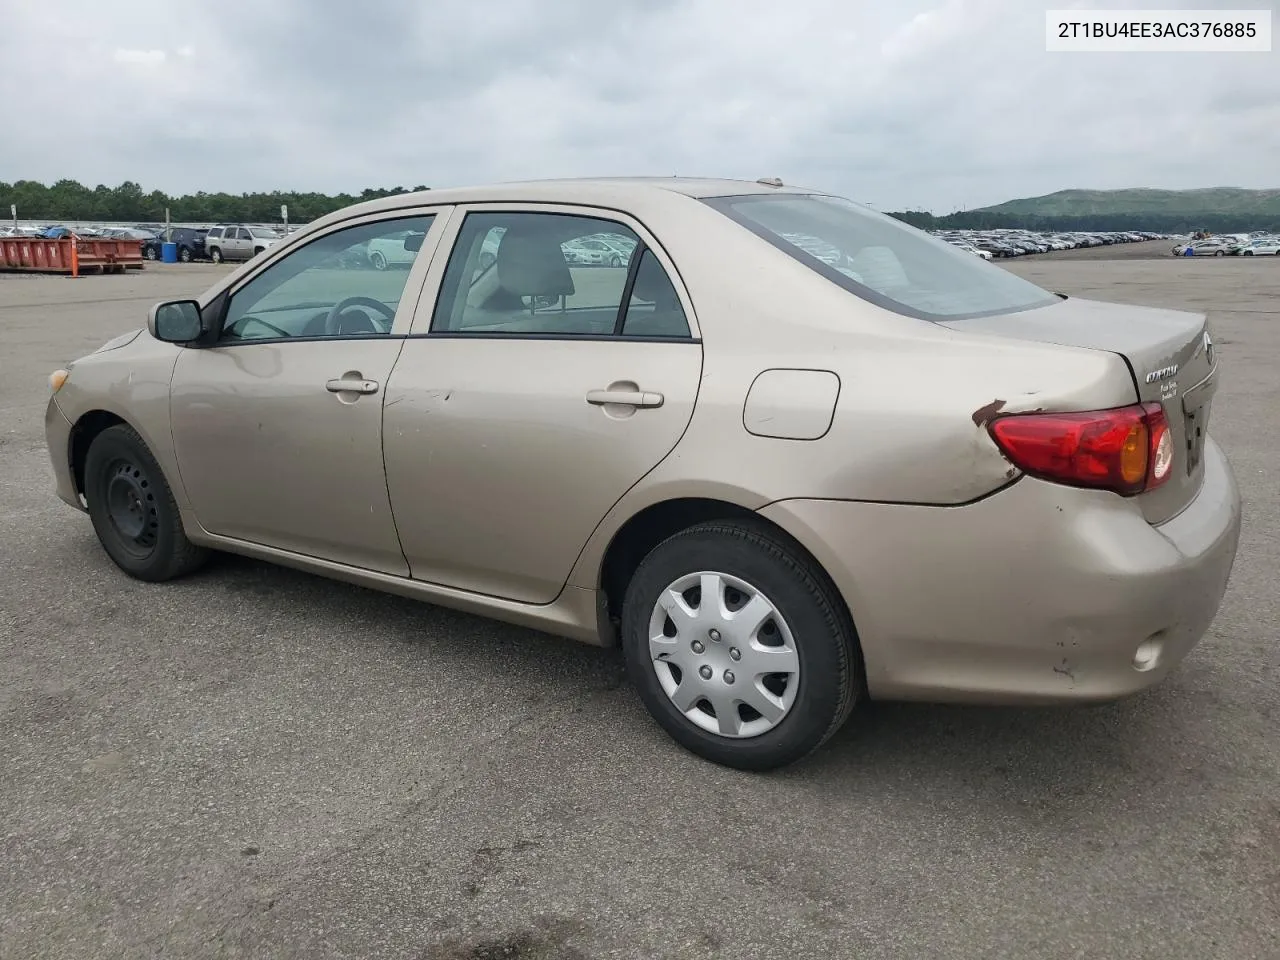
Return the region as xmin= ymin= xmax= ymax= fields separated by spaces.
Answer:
xmin=45 ymin=396 xmax=84 ymax=511
xmin=759 ymin=437 xmax=1242 ymax=704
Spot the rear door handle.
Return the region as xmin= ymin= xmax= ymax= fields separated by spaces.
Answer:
xmin=326 ymin=378 xmax=379 ymax=395
xmin=586 ymin=389 xmax=664 ymax=408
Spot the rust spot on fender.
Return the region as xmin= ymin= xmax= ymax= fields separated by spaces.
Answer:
xmin=971 ymin=399 xmax=1006 ymax=428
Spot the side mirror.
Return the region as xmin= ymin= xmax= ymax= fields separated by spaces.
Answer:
xmin=149 ymin=299 xmax=204 ymax=343
xmin=403 ymin=232 xmax=425 ymax=252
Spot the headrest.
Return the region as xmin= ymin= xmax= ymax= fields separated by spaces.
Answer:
xmin=496 ymin=230 xmax=575 ymax=299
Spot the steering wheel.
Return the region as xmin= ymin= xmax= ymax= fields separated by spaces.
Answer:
xmin=323 ymin=296 xmax=396 ymax=336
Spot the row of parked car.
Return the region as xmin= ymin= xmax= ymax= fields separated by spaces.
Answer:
xmin=934 ymin=229 xmax=1176 ymax=259
xmin=0 ymin=220 xmax=644 ymax=272
xmin=0 ymin=224 xmax=155 ymax=241
xmin=1171 ymin=233 xmax=1280 ymax=257
xmin=0 ymin=222 xmax=285 ymax=265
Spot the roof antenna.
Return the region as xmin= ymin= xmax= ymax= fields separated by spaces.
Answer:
xmin=757 ymin=177 xmax=784 ymax=187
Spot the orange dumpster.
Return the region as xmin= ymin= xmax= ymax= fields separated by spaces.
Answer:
xmin=0 ymin=237 xmax=145 ymax=274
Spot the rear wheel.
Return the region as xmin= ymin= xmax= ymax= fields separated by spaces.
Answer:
xmin=179 ymin=246 xmax=193 ymax=263
xmin=621 ymin=520 xmax=860 ymax=771
xmin=1215 ymin=250 xmax=1225 ymax=256
xmin=369 ymin=250 xmax=388 ymax=270
xmin=143 ymin=245 xmax=158 ymax=261
xmin=84 ymin=425 xmax=208 ymax=582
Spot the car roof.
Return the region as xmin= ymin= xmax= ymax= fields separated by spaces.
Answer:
xmin=332 ymin=176 xmax=824 ymax=220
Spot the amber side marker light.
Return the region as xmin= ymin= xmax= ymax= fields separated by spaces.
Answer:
xmin=49 ymin=369 xmax=69 ymax=393
xmin=988 ymin=403 xmax=1173 ymax=496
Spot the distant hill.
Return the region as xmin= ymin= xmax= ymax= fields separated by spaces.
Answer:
xmin=888 ymin=186 xmax=1280 ymax=233
xmin=974 ymin=187 xmax=1280 ymax=218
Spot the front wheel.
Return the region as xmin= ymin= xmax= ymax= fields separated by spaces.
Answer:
xmin=143 ymin=246 xmax=158 ymax=261
xmin=209 ymin=247 xmax=223 ymax=264
xmin=621 ymin=520 xmax=860 ymax=771
xmin=179 ymin=246 xmax=193 ymax=263
xmin=84 ymin=425 xmax=208 ymax=582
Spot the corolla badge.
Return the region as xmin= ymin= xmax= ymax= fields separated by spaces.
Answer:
xmin=1145 ymin=364 xmax=1179 ymax=384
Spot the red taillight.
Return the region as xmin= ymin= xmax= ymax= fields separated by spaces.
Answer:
xmin=988 ymin=403 xmax=1173 ymax=496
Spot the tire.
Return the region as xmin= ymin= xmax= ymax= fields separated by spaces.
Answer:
xmin=621 ymin=520 xmax=860 ymax=771
xmin=143 ymin=245 xmax=158 ymax=261
xmin=609 ymin=254 xmax=622 ymax=267
xmin=1215 ymin=250 xmax=1224 ymax=257
xmin=369 ymin=251 xmax=388 ymax=271
xmin=1244 ymin=251 xmax=1253 ymax=257
xmin=209 ymin=247 xmax=223 ymax=264
xmin=179 ymin=246 xmax=193 ymax=263
xmin=84 ymin=424 xmax=208 ymax=582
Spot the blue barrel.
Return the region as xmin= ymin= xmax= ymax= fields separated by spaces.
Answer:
xmin=161 ymin=242 xmax=178 ymax=263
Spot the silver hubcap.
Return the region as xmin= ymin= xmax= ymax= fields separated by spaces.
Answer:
xmin=648 ymin=571 xmax=800 ymax=739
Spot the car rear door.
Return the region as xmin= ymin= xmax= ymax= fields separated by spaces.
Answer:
xmin=382 ymin=204 xmax=703 ymax=604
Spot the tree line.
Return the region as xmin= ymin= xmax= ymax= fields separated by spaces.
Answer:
xmin=2 ymin=178 xmax=1276 ymax=233
xmin=0 ymin=179 xmax=428 ymax=225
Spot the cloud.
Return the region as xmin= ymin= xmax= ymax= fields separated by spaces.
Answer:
xmin=113 ymin=48 xmax=167 ymax=65
xmin=0 ymin=0 xmax=1275 ymax=212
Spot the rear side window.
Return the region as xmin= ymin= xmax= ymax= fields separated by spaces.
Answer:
xmin=704 ymin=194 xmax=1059 ymax=322
xmin=622 ymin=249 xmax=689 ymax=338
xmin=430 ymin=211 xmax=690 ymax=339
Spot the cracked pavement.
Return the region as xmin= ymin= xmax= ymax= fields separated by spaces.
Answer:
xmin=1 ymin=258 xmax=1277 ymax=959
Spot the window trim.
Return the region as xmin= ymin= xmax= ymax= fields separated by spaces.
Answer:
xmin=405 ymin=201 xmax=700 ymax=343
xmin=191 ymin=206 xmax=455 ymax=347
xmin=703 ymin=193 xmax=1062 ymax=324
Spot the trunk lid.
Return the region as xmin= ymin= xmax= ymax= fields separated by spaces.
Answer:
xmin=940 ymin=296 xmax=1217 ymax=524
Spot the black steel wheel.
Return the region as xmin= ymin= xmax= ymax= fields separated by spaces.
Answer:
xmin=84 ymin=424 xmax=208 ymax=581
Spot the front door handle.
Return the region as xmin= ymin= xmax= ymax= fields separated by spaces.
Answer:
xmin=586 ymin=388 xmax=664 ymax=408
xmin=326 ymin=377 xmax=379 ymax=395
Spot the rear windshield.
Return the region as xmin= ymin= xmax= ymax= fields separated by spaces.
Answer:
xmin=704 ymin=193 xmax=1060 ymax=322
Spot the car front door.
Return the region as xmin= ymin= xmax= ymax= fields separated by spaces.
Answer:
xmin=382 ymin=206 xmax=703 ymax=604
xmin=169 ymin=210 xmax=448 ymax=573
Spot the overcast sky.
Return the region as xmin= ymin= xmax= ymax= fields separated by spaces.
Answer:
xmin=1 ymin=0 xmax=1276 ymax=211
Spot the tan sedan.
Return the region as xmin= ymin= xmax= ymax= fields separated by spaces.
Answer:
xmin=44 ymin=178 xmax=1242 ymax=770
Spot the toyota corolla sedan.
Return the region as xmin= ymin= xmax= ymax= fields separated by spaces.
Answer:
xmin=44 ymin=177 xmax=1242 ymax=770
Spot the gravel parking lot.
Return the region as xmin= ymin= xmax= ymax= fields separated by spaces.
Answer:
xmin=2 ymin=256 xmax=1277 ymax=960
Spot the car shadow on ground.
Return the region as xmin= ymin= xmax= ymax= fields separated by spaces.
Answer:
xmin=194 ymin=548 xmax=1187 ymax=807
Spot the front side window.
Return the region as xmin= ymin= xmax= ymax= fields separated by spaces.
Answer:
xmin=705 ymin=194 xmax=1060 ymax=322
xmin=218 ymin=214 xmax=435 ymax=342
